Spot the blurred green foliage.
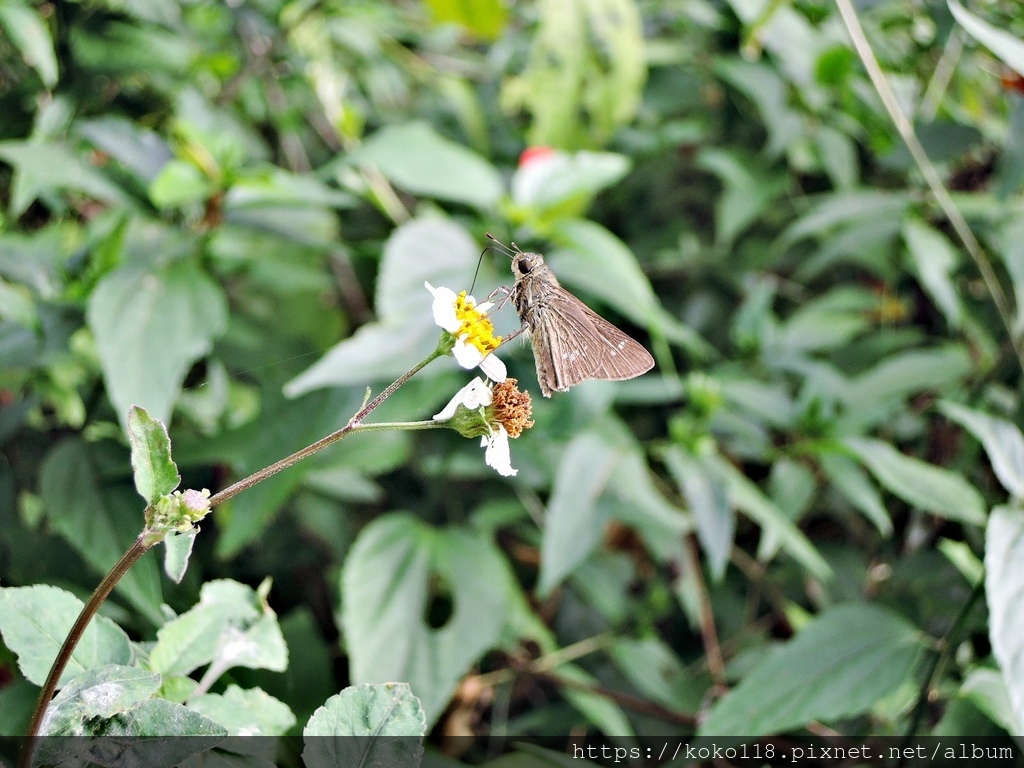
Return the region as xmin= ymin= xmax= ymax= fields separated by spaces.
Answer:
xmin=2 ymin=0 xmax=1024 ymax=753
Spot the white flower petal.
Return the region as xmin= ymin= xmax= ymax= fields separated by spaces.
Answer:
xmin=433 ymin=377 xmax=492 ymax=421
xmin=452 ymin=336 xmax=485 ymax=369
xmin=478 ymin=352 xmax=507 ymax=383
xmin=481 ymin=425 xmax=517 ymax=476
xmin=461 ymin=379 xmax=493 ymax=409
xmin=425 ymin=281 xmax=460 ymax=332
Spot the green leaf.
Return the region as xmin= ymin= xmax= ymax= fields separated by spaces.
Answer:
xmin=0 ymin=0 xmax=58 ymax=87
xmin=189 ymin=685 xmax=296 ymax=736
xmin=426 ymin=0 xmax=508 ymax=40
xmin=87 ymin=257 xmax=228 ymax=433
xmin=0 ymin=585 xmax=132 ymax=688
xmin=0 ymin=140 xmax=128 ymax=216
xmin=88 ymin=0 xmax=181 ymax=24
xmin=548 ymin=220 xmax=656 ymax=319
xmin=163 ymin=528 xmax=198 ymax=583
xmin=148 ymin=159 xmax=212 ymax=209
xmin=698 ymin=603 xmax=922 ymax=736
xmin=304 ymin=682 xmax=426 ymax=736
xmin=843 ymin=437 xmax=986 ymax=525
xmin=149 ymin=579 xmax=288 ymax=677
xmin=84 ymin=697 xmax=227 ymax=738
xmin=38 ymin=725 xmax=221 ymax=768
xmin=696 ymin=148 xmax=787 ymax=245
xmin=814 ymin=125 xmax=857 ymax=189
xmin=936 ymin=541 xmax=982 ymax=593
xmin=774 ymin=289 xmax=872 ymax=353
xmin=539 ymin=432 xmax=622 ymax=596
xmin=286 ymin=216 xmax=488 ymax=395
xmin=127 ymin=405 xmax=179 ymax=505
xmin=960 ymin=668 xmax=1018 ymax=735
xmin=226 ymin=166 xmax=357 ymax=211
xmin=341 ymin=515 xmax=509 ymax=726
xmin=607 ymin=445 xmax=691 ymax=562
xmin=352 ymin=121 xmax=502 ymax=208
xmin=715 ymin=60 xmax=801 ymax=158
xmin=609 ymin=638 xmax=701 ymax=713
xmin=709 ymin=454 xmax=832 ymax=580
xmin=985 ymin=505 xmax=1024 ymax=733
xmin=939 ymin=401 xmax=1024 ymax=499
xmin=664 ymin=448 xmax=733 ymax=579
xmin=302 ymin=684 xmax=424 ymax=768
xmin=778 ymin=190 xmax=911 ymax=249
xmin=721 ymin=378 xmax=797 ymax=428
xmin=843 ymin=346 xmax=972 ymax=411
xmin=555 ymin=663 xmax=637 ymax=740
xmin=266 ymin=609 xmax=337 ymax=732
xmin=77 ymin=117 xmax=173 ymax=185
xmin=43 ymin=665 xmax=161 ymax=734
xmin=39 ymin=439 xmax=163 ymax=623
xmin=949 ymin=0 xmax=1024 ymax=78
xmin=761 ymin=458 xmax=816 ymax=560
xmin=904 ymin=218 xmax=962 ymax=328
xmin=818 ymin=453 xmax=893 ymax=535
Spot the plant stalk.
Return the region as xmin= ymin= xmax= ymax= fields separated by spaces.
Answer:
xmin=20 ymin=347 xmax=445 ymax=761
xmin=207 ymin=348 xmax=443 ymax=507
xmin=833 ymin=0 xmax=1024 ymax=375
xmin=20 ymin=534 xmax=152 ymax=768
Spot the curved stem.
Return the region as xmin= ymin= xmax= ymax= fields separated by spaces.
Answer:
xmin=20 ymin=534 xmax=153 ymax=768
xmin=20 ymin=347 xmax=445 ymax=757
xmin=207 ymin=348 xmax=443 ymax=507
xmin=833 ymin=0 xmax=1024 ymax=375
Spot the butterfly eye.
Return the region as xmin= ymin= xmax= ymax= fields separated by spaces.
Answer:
xmin=516 ymin=256 xmax=532 ymax=274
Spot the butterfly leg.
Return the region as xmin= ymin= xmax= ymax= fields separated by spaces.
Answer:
xmin=485 ymin=285 xmax=512 ymax=309
xmin=501 ymin=325 xmax=527 ymax=342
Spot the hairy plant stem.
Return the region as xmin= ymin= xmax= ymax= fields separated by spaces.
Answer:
xmin=834 ymin=0 xmax=1024 ymax=376
xmin=207 ymin=348 xmax=443 ymax=507
xmin=20 ymin=348 xmax=445 ymax=761
xmin=19 ymin=534 xmax=150 ymax=768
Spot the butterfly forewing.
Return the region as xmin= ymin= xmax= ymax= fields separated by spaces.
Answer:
xmin=532 ymin=293 xmax=604 ymax=395
xmin=529 ymin=285 xmax=654 ymax=396
xmin=571 ymin=295 xmax=655 ymax=380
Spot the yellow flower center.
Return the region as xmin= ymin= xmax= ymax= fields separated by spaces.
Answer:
xmin=454 ymin=291 xmax=502 ymax=355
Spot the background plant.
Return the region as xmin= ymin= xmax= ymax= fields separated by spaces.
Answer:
xmin=2 ymin=0 xmax=1024 ymax=756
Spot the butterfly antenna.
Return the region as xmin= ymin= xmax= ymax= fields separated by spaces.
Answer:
xmin=485 ymin=232 xmax=519 ymax=258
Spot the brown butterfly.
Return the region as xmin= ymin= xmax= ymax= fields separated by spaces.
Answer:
xmin=488 ymin=235 xmax=655 ymax=397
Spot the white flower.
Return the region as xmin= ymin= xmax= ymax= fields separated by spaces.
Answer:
xmin=481 ymin=424 xmax=517 ymax=477
xmin=425 ymin=281 xmax=507 ymax=382
xmin=433 ymin=377 xmax=519 ymax=478
xmin=433 ymin=377 xmax=492 ymax=421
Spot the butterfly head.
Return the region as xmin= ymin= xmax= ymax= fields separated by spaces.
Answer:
xmin=512 ymin=251 xmax=545 ymax=279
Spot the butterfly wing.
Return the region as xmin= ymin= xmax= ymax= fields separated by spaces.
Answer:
xmin=531 ymin=286 xmax=654 ymax=396
xmin=573 ymin=297 xmax=656 ymax=381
